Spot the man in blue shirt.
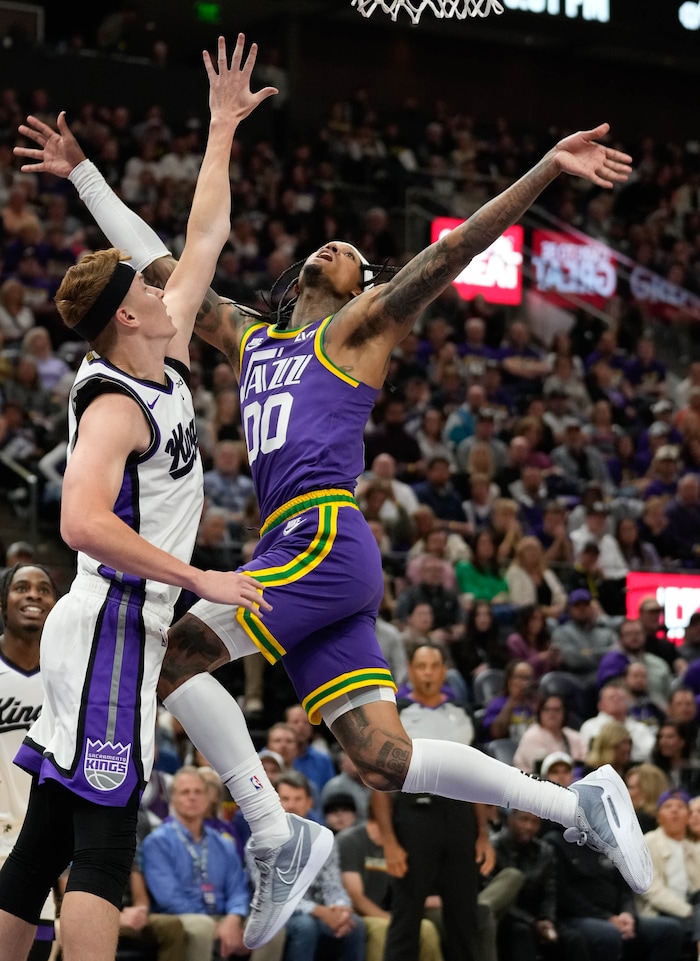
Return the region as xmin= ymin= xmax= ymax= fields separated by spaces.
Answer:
xmin=142 ymin=767 xmax=251 ymax=961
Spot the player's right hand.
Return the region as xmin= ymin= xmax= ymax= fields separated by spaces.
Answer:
xmin=194 ymin=570 xmax=271 ymax=613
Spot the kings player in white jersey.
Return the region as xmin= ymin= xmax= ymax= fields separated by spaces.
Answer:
xmin=0 ymin=564 xmax=59 ymax=961
xmin=0 ymin=36 xmax=295 ymax=961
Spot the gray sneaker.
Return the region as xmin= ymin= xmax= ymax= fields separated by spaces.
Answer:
xmin=243 ymin=813 xmax=334 ymax=949
xmin=566 ymin=763 xmax=653 ymax=894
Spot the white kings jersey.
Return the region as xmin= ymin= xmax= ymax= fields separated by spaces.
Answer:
xmin=68 ymin=352 xmax=204 ymax=609
xmin=0 ymin=651 xmax=42 ymax=855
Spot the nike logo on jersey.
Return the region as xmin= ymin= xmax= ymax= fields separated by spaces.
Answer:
xmin=283 ymin=517 xmax=304 ymax=536
xmin=275 ymin=824 xmax=307 ymax=885
xmin=147 ymin=396 xmax=160 ymax=410
xmin=246 ymin=337 xmax=265 ymax=351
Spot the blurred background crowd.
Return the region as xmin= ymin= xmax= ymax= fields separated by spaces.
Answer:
xmin=3 ymin=3 xmax=700 ymax=961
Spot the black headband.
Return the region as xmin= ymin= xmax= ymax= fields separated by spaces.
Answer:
xmin=73 ymin=262 xmax=136 ymax=341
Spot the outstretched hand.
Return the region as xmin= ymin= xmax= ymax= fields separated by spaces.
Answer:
xmin=204 ymin=34 xmax=278 ymax=125
xmin=552 ymin=122 xmax=632 ymax=188
xmin=14 ymin=110 xmax=85 ymax=178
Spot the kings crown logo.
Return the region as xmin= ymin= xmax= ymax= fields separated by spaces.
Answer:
xmin=84 ymin=739 xmax=131 ymax=791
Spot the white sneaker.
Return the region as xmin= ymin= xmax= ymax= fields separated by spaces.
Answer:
xmin=566 ymin=764 xmax=653 ymax=894
xmin=243 ymin=813 xmax=334 ymax=949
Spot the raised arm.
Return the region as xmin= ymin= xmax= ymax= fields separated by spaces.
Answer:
xmin=339 ymin=123 xmax=631 ymax=364
xmin=14 ymin=33 xmax=275 ymax=370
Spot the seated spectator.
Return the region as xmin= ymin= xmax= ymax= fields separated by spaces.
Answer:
xmin=505 ymin=604 xmax=561 ymax=681
xmin=488 ymin=497 xmax=523 ymax=567
xmin=414 ymin=406 xmax=457 ymax=472
xmin=405 ymin=525 xmax=458 ymax=591
xmin=203 ymin=439 xmax=255 ymax=533
xmin=625 ymin=763 xmax=671 ymax=834
xmin=499 ymin=319 xmax=549 ymax=410
xmin=20 ymin=325 xmax=71 ymax=391
xmin=322 ymin=794 xmax=358 ymax=836
xmin=461 ymin=471 xmax=499 ymax=534
xmin=528 ymin=500 xmax=574 ymax=565
xmin=491 ymin=809 xmax=589 ymax=961
xmin=361 ymin=478 xmax=414 ymax=552
xmin=650 ymin=720 xmax=700 ymax=795
xmin=545 ymin=813 xmax=682 ymax=961
xmin=248 ymin=771 xmax=365 ymax=961
xmin=597 ymin=618 xmax=672 ymax=710
xmin=455 ymin=407 xmax=509 ymax=476
xmin=637 ymin=595 xmax=687 ymax=677
xmin=494 ymin=435 xmax=533 ymax=497
xmin=442 ymin=382 xmax=485 ymax=451
xmin=579 ymin=681 xmax=656 ymax=763
xmin=549 ymin=418 xmax=612 ymax=498
xmin=615 ymin=516 xmax=662 ymax=572
xmin=412 ymin=454 xmax=470 ymax=537
xmin=550 ymin=589 xmax=618 ymax=703
xmin=638 ymin=496 xmax=680 ymax=567
xmin=454 ymin=528 xmax=510 ymax=608
xmin=394 ymin=556 xmax=465 ymax=644
xmin=364 ymin=396 xmax=424 ymax=482
xmin=0 ymin=278 xmax=35 ymax=348
xmin=451 ymin=600 xmax=509 ymax=693
xmin=508 ymin=461 xmax=549 ymax=534
xmin=512 ymin=693 xmax=586 ymax=775
xmin=406 ymin=505 xmax=471 ymax=567
xmin=623 ymin=661 xmax=666 ymax=732
xmin=142 ymin=766 xmax=253 ymax=961
xmin=337 ymin=809 xmax=443 ymax=961
xmin=625 ymin=333 xmax=666 ymax=403
xmin=285 ymin=703 xmax=337 ymax=800
xmin=118 ymin=850 xmax=186 ymax=961
xmin=676 ymin=613 xmax=700 ymax=664
xmin=644 ymin=443 xmax=682 ymax=501
xmin=357 ymin=452 xmax=421 ymax=527
xmin=481 ymin=660 xmax=537 ymax=743
xmin=504 ymin=537 xmax=567 ymax=622
xmin=570 ymin=501 xmax=629 ymax=615
xmin=664 ymin=473 xmax=700 ymax=568
xmin=606 ymin=431 xmax=650 ymax=496
xmin=636 ymin=788 xmax=700 ymax=957
xmin=321 ymin=751 xmax=372 ymax=824
xmin=583 ymin=720 xmax=633 ymax=778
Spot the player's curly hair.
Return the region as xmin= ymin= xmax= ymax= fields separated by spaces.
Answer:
xmin=237 ymin=256 xmax=398 ymax=330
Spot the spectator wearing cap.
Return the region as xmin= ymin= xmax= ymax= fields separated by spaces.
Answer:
xmin=549 ymin=418 xmax=613 ymax=498
xmin=598 ymin=619 xmax=672 ymax=710
xmin=636 ymin=787 xmax=700 ymax=957
xmin=570 ymin=501 xmax=629 ymax=615
xmin=455 ymin=407 xmax=508 ymax=476
xmin=665 ymin=473 xmax=700 ymax=568
xmin=644 ymin=444 xmax=682 ymax=501
xmin=551 ymin=589 xmax=618 ymax=706
xmin=567 ymin=539 xmax=605 ymax=604
xmin=638 ymin=400 xmax=683 ymax=454
xmin=677 ymin=613 xmax=700 ymax=664
xmin=637 ymin=596 xmax=687 ymax=677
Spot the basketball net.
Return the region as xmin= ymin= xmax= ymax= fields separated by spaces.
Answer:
xmin=351 ymin=0 xmax=504 ymax=22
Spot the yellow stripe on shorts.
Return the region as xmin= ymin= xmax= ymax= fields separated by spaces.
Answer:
xmin=303 ymin=669 xmax=397 ymax=725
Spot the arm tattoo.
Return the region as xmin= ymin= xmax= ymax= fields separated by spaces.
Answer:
xmin=379 ymin=157 xmax=554 ymax=332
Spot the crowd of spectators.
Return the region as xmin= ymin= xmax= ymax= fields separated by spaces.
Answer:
xmin=6 ymin=53 xmax=700 ymax=961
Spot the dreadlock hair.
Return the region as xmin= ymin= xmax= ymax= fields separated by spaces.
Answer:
xmin=0 ymin=562 xmax=59 ymax=617
xmin=235 ymin=256 xmax=399 ymax=330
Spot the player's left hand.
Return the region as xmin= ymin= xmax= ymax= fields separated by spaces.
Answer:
xmin=552 ymin=123 xmax=632 ymax=188
xmin=203 ymin=34 xmax=278 ymax=126
xmin=194 ymin=570 xmax=272 ymax=613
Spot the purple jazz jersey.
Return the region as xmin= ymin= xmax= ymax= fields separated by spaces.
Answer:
xmin=236 ymin=317 xmax=396 ymax=721
xmin=239 ymin=316 xmax=378 ymax=521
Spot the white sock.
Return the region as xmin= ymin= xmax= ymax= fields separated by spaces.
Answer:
xmin=402 ymin=738 xmax=578 ymax=828
xmin=163 ymin=674 xmax=290 ymax=850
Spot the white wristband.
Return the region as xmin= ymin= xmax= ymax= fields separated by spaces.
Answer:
xmin=69 ymin=159 xmax=170 ymax=272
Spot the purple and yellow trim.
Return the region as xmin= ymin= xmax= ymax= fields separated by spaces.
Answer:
xmin=303 ymin=668 xmax=397 ymax=725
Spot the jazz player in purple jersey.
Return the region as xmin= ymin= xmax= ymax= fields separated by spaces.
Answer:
xmin=0 ymin=36 xmax=285 ymax=961
xmin=15 ymin=106 xmax=653 ymax=949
